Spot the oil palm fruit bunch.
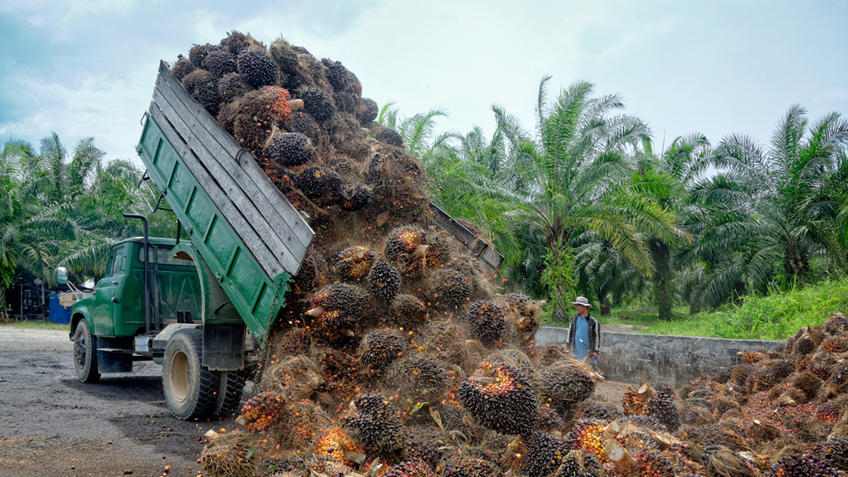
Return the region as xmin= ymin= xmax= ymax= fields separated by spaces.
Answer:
xmin=189 ymin=43 xmax=214 ymax=67
xmin=171 ymin=54 xmax=194 ymax=80
xmin=567 ymin=419 xmax=609 ymax=463
xmin=521 ymin=431 xmax=569 ymax=477
xmin=334 ymin=246 xmax=375 ymax=281
xmin=341 ymin=393 xmax=403 ymax=454
xmin=814 ymin=437 xmax=848 ymax=471
xmin=358 ymin=328 xmax=405 ymax=369
xmin=439 ymin=455 xmax=504 ymax=477
xmin=339 ymin=183 xmax=373 ymax=211
xmin=218 ymin=72 xmax=247 ymax=102
xmin=384 ymin=226 xmax=428 ymax=271
xmin=534 ymin=406 xmax=565 ymax=433
xmin=237 ymin=46 xmax=277 ymax=88
xmin=466 ymin=300 xmax=506 ymax=347
xmin=269 ymin=38 xmax=299 ymax=73
xmin=239 ymin=392 xmax=285 ymax=433
xmin=458 ymin=361 xmax=537 ymax=436
xmin=266 ymin=132 xmax=313 ymax=167
xmin=202 ymin=47 xmax=237 ymax=77
xmin=222 ymin=31 xmax=253 ymax=56
xmin=299 ymin=87 xmax=336 ymax=122
xmin=402 ymin=427 xmax=447 ymax=469
xmin=552 ymin=449 xmax=602 ymax=477
xmin=539 ymin=362 xmax=595 ymax=416
xmin=357 ymin=97 xmax=379 ymax=124
xmin=391 ymin=294 xmax=428 ymax=325
xmin=428 ymin=269 xmax=472 ymax=311
xmin=634 ymin=450 xmax=675 ymax=477
xmin=767 ymin=454 xmax=839 ymax=477
xmin=621 ymin=384 xmax=680 ymax=431
xmin=315 ymin=428 xmax=362 ymax=465
xmin=383 ymin=459 xmax=437 ymax=477
xmin=233 ymin=86 xmax=292 ymax=154
xmin=201 ymin=431 xmax=257 ymax=477
xmin=387 ymin=353 xmax=450 ymax=402
xmin=305 ymin=455 xmax=352 ymax=477
xmin=647 ymin=389 xmax=680 ymax=432
xmin=292 ymin=167 xmax=342 ymax=202
xmin=367 ymin=259 xmax=401 ymax=303
xmin=307 ymin=283 xmax=368 ymax=339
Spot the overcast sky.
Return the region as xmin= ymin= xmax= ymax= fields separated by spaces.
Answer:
xmin=2 ymin=0 xmax=847 ymax=167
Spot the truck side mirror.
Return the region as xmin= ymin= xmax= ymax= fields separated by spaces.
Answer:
xmin=56 ymin=267 xmax=68 ymax=284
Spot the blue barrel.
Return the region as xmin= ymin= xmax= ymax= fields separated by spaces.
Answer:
xmin=49 ymin=292 xmax=71 ymax=324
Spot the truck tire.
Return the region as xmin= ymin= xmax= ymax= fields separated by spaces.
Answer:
xmin=162 ymin=329 xmax=219 ymax=420
xmin=214 ymin=371 xmax=246 ymax=418
xmin=72 ymin=319 xmax=100 ymax=383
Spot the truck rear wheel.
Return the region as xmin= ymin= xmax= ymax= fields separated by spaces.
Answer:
xmin=162 ymin=329 xmax=218 ymax=420
xmin=214 ymin=371 xmax=246 ymax=418
xmin=72 ymin=319 xmax=100 ymax=383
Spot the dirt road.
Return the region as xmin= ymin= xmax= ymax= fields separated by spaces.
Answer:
xmin=0 ymin=326 xmax=237 ymax=477
xmin=0 ymin=326 xmax=634 ymax=477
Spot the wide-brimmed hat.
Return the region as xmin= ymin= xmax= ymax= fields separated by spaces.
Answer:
xmin=571 ymin=296 xmax=592 ymax=308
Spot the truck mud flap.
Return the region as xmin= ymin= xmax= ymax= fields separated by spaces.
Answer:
xmin=203 ymin=323 xmax=246 ymax=372
xmin=96 ymin=350 xmax=133 ymax=373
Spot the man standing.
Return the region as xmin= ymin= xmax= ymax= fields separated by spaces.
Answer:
xmin=565 ymin=296 xmax=600 ymax=365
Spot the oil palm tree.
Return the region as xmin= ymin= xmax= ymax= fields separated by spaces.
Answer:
xmin=490 ymin=77 xmax=683 ymax=316
xmin=633 ymin=133 xmax=710 ymax=318
xmin=680 ymin=105 xmax=848 ymax=310
xmin=0 ymin=140 xmax=76 ymax=310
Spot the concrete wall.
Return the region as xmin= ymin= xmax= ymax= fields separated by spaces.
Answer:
xmin=535 ymin=326 xmax=784 ymax=388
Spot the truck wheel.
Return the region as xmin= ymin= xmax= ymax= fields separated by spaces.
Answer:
xmin=162 ymin=329 xmax=219 ymax=420
xmin=72 ymin=320 xmax=100 ymax=383
xmin=214 ymin=371 xmax=246 ymax=418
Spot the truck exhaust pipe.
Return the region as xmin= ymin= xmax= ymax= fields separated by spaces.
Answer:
xmin=123 ymin=213 xmax=151 ymax=333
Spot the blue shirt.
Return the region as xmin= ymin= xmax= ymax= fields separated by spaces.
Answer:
xmin=573 ymin=315 xmax=597 ymax=364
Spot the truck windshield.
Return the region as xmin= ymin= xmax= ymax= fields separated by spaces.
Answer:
xmin=138 ymin=246 xmax=194 ymax=267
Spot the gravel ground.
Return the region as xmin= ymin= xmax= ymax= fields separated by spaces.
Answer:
xmin=0 ymin=326 xmax=237 ymax=477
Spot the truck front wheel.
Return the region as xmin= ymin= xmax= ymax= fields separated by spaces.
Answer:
xmin=72 ymin=320 xmax=100 ymax=383
xmin=162 ymin=329 xmax=219 ymax=420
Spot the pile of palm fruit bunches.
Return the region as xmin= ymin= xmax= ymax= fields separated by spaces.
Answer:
xmin=174 ymin=32 xmax=848 ymax=477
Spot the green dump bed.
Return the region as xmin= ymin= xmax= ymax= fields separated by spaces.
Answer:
xmin=136 ymin=61 xmax=314 ymax=344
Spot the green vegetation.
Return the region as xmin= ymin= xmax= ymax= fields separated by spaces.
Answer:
xmin=389 ymin=80 xmax=847 ymax=338
xmin=540 ymin=277 xmax=848 ymax=340
xmin=688 ymin=276 xmax=848 ymax=340
xmin=0 ymin=320 xmax=69 ymax=330
xmin=0 ymin=134 xmax=177 ymax=317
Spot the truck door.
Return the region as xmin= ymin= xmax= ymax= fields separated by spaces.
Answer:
xmin=93 ymin=243 xmax=129 ymax=337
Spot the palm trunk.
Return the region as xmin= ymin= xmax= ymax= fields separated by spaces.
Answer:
xmin=650 ymin=239 xmax=674 ymax=321
xmin=0 ymin=287 xmax=7 ymax=321
xmin=543 ymin=237 xmax=576 ymax=322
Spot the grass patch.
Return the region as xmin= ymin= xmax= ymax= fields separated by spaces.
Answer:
xmin=0 ymin=320 xmax=69 ymax=331
xmin=536 ymin=277 xmax=848 ymax=341
xmin=712 ymin=277 xmax=848 ymax=340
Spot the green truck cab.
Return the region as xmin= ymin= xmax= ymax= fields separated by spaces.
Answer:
xmin=74 ymin=238 xmax=200 ymax=340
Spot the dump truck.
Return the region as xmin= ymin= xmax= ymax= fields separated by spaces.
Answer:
xmin=61 ymin=62 xmax=316 ymax=420
xmin=61 ymin=61 xmax=503 ymax=421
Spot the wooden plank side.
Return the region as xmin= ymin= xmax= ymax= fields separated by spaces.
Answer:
xmin=147 ymin=104 xmax=285 ymax=280
xmin=153 ymin=76 xmax=311 ymax=259
xmin=429 ymin=203 xmax=504 ymax=269
xmin=152 ymin=85 xmax=302 ymax=275
xmin=155 ymin=61 xmax=313 ymax=253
